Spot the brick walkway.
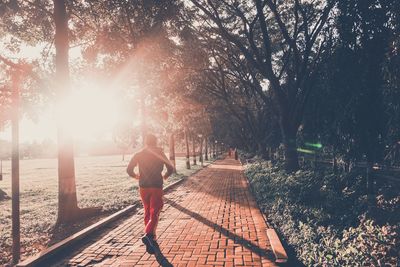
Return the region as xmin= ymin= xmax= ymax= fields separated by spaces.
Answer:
xmin=56 ymin=158 xmax=278 ymax=267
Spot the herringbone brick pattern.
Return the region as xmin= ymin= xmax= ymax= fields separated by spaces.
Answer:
xmin=56 ymin=158 xmax=277 ymax=267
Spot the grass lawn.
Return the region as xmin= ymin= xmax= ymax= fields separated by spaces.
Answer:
xmin=0 ymin=154 xmax=209 ymax=265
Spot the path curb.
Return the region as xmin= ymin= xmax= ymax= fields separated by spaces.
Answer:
xmin=267 ymin=229 xmax=288 ymax=263
xmin=17 ymin=178 xmax=186 ymax=267
xmin=240 ymin=158 xmax=288 ymax=264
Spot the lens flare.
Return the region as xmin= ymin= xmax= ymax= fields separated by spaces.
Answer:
xmin=297 ymin=148 xmax=315 ymax=154
xmin=305 ymin=142 xmax=323 ymax=149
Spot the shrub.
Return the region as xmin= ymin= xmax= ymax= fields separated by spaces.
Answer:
xmin=245 ymin=161 xmax=399 ymax=266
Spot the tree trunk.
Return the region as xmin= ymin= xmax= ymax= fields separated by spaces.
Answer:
xmin=280 ymin=119 xmax=299 ymax=172
xmin=332 ymin=150 xmax=338 ymax=174
xmin=283 ymin=142 xmax=299 ymax=172
xmin=213 ymin=143 xmax=216 ymax=158
xmin=185 ymin=129 xmax=190 ymax=169
xmin=204 ymin=136 xmax=208 ymax=161
xmin=313 ymin=151 xmax=318 ymax=170
xmin=258 ymin=142 xmax=269 ymax=160
xmin=366 ymin=148 xmax=375 ymax=197
xmin=270 ymin=147 xmax=276 ymax=162
xmin=268 ymin=147 xmax=273 ymax=160
xmin=169 ymin=133 xmax=176 ymax=173
xmin=0 ymin=189 xmax=10 ymax=200
xmin=54 ymin=0 xmax=80 ymax=223
xmin=199 ymin=137 xmax=203 ymax=166
xmin=366 ymin=161 xmax=374 ymax=197
xmin=11 ymin=71 xmax=20 ymax=264
xmin=344 ymin=159 xmax=350 ymax=173
xmin=140 ymin=93 xmax=147 ymax=146
xmin=192 ymin=135 xmax=197 ymax=165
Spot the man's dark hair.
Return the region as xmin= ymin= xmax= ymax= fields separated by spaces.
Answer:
xmin=145 ymin=134 xmax=157 ymax=147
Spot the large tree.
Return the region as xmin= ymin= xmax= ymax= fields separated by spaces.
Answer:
xmin=53 ymin=0 xmax=82 ymax=223
xmin=189 ymin=0 xmax=336 ymax=171
xmin=176 ymin=23 xmax=276 ymax=156
xmin=302 ymin=0 xmax=398 ymax=163
xmin=0 ymin=0 xmax=185 ymax=222
xmin=0 ymin=0 xmax=81 ymax=223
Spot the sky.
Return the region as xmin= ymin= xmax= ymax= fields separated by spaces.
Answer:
xmin=0 ymin=39 xmax=125 ymax=143
xmin=0 ymin=115 xmax=57 ymax=143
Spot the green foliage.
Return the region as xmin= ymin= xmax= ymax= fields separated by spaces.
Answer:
xmin=302 ymin=0 xmax=400 ymax=164
xmin=245 ymin=160 xmax=399 ymax=266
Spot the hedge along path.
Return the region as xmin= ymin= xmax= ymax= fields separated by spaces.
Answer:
xmin=56 ymin=158 xmax=279 ymax=267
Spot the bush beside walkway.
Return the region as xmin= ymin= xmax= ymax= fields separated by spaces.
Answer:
xmin=245 ymin=160 xmax=399 ymax=266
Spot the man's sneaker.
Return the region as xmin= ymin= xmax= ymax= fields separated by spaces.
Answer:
xmin=141 ymin=234 xmax=155 ymax=255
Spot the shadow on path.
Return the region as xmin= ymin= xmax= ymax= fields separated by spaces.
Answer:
xmin=152 ymin=246 xmax=173 ymax=267
xmin=164 ymin=198 xmax=275 ymax=261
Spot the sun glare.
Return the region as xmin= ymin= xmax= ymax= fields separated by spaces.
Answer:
xmin=0 ymin=82 xmax=136 ymax=144
xmin=57 ymin=86 xmax=120 ymax=141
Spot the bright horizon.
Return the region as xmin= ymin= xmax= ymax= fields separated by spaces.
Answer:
xmin=0 ymin=91 xmax=135 ymax=144
xmin=0 ymin=39 xmax=141 ymax=144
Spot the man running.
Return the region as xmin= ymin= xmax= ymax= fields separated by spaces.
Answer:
xmin=126 ymin=134 xmax=174 ymax=255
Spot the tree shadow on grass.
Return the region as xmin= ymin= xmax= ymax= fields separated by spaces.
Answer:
xmin=0 ymin=188 xmax=10 ymax=201
xmin=164 ymin=197 xmax=276 ymax=261
xmin=48 ymin=207 xmax=108 ymax=246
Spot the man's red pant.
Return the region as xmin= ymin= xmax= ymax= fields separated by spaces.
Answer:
xmin=140 ymin=187 xmax=163 ymax=236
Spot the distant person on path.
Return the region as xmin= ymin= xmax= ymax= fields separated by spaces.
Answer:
xmin=234 ymin=148 xmax=239 ymax=160
xmin=126 ymin=134 xmax=174 ymax=255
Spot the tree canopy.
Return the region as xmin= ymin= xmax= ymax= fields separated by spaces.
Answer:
xmin=1 ymin=0 xmax=400 ymax=173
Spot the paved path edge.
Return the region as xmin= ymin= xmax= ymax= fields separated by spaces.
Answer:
xmin=241 ymin=159 xmax=289 ymax=264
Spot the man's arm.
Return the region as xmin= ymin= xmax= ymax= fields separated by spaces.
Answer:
xmin=161 ymin=152 xmax=174 ymax=179
xmin=126 ymin=154 xmax=139 ymax=179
